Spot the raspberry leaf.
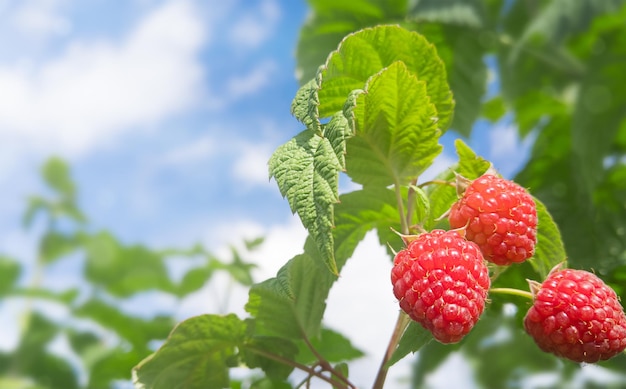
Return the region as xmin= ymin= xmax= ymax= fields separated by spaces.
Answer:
xmin=318 ymin=25 xmax=454 ymax=132
xmin=269 ymin=130 xmax=342 ymax=274
xmin=295 ymin=328 xmax=365 ymax=364
xmin=345 ymin=61 xmax=442 ymax=186
xmin=528 ymin=197 xmax=567 ymax=279
xmin=386 ymin=321 xmax=433 ymax=367
xmin=245 ymin=253 xmax=334 ymax=339
xmin=132 ymin=314 xmax=246 ymax=389
xmin=291 ymin=75 xmax=322 ymax=135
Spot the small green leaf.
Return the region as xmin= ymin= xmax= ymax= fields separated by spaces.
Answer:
xmin=0 ymin=256 xmax=21 ymax=296
xmin=387 ymin=320 xmax=433 ymax=367
xmin=83 ymin=232 xmax=175 ymax=296
xmin=324 ymin=112 xmax=352 ymax=171
xmin=269 ymin=130 xmax=342 ymax=274
xmin=345 ymin=61 xmax=442 ymax=186
xmin=132 ymin=314 xmax=245 ymax=389
xmin=75 ymin=299 xmax=174 ymax=353
xmin=39 ymin=232 xmax=79 ymax=263
xmin=454 ymin=139 xmax=491 ymax=178
xmin=291 ymin=76 xmax=322 ymax=134
xmin=245 ymin=253 xmax=334 ymax=340
xmin=411 ymin=185 xmax=431 ymax=226
xmin=319 ymin=25 xmax=454 ymax=131
xmin=528 ymin=197 xmax=567 ymax=279
xmin=482 ymin=96 xmax=507 ymax=122
xmin=42 ymin=157 xmax=75 ymax=198
xmin=425 ymin=139 xmax=489 ymax=226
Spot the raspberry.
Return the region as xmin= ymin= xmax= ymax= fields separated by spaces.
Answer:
xmin=524 ymin=268 xmax=626 ymax=363
xmin=449 ymin=174 xmax=537 ymax=265
xmin=391 ymin=229 xmax=490 ymax=343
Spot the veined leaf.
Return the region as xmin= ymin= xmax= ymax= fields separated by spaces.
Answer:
xmin=529 ymin=197 xmax=567 ymax=279
xmin=132 ymin=314 xmax=245 ymax=389
xmin=319 ymin=25 xmax=454 ymax=131
xmin=295 ymin=328 xmax=365 ymax=365
xmin=291 ymin=76 xmax=322 ymax=134
xmin=296 ymin=0 xmax=408 ymax=84
xmin=333 ymin=187 xmax=402 ymax=265
xmin=245 ymin=253 xmax=334 ymax=339
xmin=345 ymin=61 xmax=442 ymax=187
xmin=269 ymin=130 xmax=342 ymax=274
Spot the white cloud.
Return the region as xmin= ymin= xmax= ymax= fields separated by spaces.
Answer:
xmin=0 ymin=0 xmax=206 ymax=156
xmin=3 ymin=0 xmax=71 ymax=37
xmin=226 ymin=60 xmax=276 ymax=100
xmin=232 ymin=141 xmax=272 ymax=187
xmin=229 ymin=0 xmax=281 ymax=49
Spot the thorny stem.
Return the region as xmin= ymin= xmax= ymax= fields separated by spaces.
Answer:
xmin=394 ymin=179 xmax=409 ymax=236
xmin=489 ymin=287 xmax=534 ymax=300
xmin=247 ymin=347 xmax=351 ymax=389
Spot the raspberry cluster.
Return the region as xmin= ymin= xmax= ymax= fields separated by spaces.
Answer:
xmin=449 ymin=174 xmax=537 ymax=265
xmin=390 ymin=174 xmax=626 ymax=362
xmin=391 ymin=229 xmax=490 ymax=343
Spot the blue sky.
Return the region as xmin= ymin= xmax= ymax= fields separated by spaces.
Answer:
xmin=0 ymin=1 xmax=534 ymax=388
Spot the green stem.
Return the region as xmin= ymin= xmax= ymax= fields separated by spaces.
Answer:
xmin=246 ymin=347 xmax=349 ymax=389
xmin=489 ymin=287 xmax=534 ymax=300
xmin=372 ymin=182 xmax=413 ymax=389
xmin=371 ymin=312 xmax=411 ymax=389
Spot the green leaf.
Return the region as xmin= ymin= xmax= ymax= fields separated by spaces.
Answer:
xmin=319 ymin=25 xmax=454 ymax=131
xmin=296 ymin=328 xmax=365 ymax=364
xmin=482 ymin=96 xmax=507 ymax=122
xmin=387 ymin=320 xmax=433 ymax=367
xmin=83 ymin=232 xmax=175 ymax=296
xmin=296 ymin=0 xmax=408 ymax=84
xmin=39 ymin=231 xmax=79 ymax=263
xmin=269 ymin=130 xmax=342 ymax=274
xmin=132 ymin=314 xmax=245 ymax=389
xmin=345 ymin=61 xmax=442 ymax=186
xmin=332 ymin=187 xmax=403 ymax=266
xmin=75 ymin=299 xmax=174 ymax=353
xmin=291 ymin=76 xmax=322 ymax=134
xmin=241 ymin=333 xmax=298 ymax=381
xmin=409 ymin=0 xmax=485 ymax=28
xmin=245 ymin=253 xmax=334 ymax=339
xmin=528 ymin=197 xmax=567 ymax=279
xmin=0 ymin=256 xmax=21 ymax=296
xmin=42 ymin=157 xmax=75 ymax=198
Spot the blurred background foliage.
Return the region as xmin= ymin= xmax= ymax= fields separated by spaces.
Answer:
xmin=2 ymin=0 xmax=626 ymax=388
xmin=296 ymin=0 xmax=626 ymax=387
xmin=0 ymin=158 xmax=262 ymax=389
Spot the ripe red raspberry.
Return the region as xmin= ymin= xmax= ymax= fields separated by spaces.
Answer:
xmin=391 ymin=229 xmax=490 ymax=343
xmin=524 ymin=268 xmax=626 ymax=363
xmin=448 ymin=174 xmax=537 ymax=266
